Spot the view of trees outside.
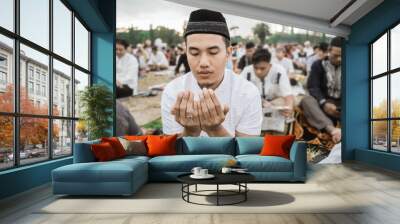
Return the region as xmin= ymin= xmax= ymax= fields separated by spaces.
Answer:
xmin=117 ymin=23 xmax=330 ymax=49
xmin=372 ymin=93 xmax=400 ymax=153
xmin=0 ymin=85 xmax=63 ymax=169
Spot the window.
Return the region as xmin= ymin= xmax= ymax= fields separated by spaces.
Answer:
xmin=0 ymin=71 xmax=7 ymax=84
xmin=28 ymin=81 xmax=34 ymax=94
xmin=0 ymin=116 xmax=13 ymax=170
xmin=0 ymin=0 xmax=14 ymax=31
xmin=41 ymin=73 xmax=46 ymax=83
xmin=0 ymin=0 xmax=91 ymax=170
xmin=53 ymin=0 xmax=72 ymax=60
xmin=0 ymin=35 xmax=14 ymax=112
xmin=42 ymin=85 xmax=46 ymax=97
xmin=53 ymin=59 xmax=72 ymax=117
xmin=36 ymin=84 xmax=40 ymax=95
xmin=53 ymin=119 xmax=72 ymax=158
xmin=28 ymin=67 xmax=34 ymax=80
xmin=370 ymin=22 xmax=400 ymax=154
xmin=35 ymin=70 xmax=41 ymax=81
xmin=20 ymin=0 xmax=49 ymax=49
xmin=75 ymin=18 xmax=90 ymax=70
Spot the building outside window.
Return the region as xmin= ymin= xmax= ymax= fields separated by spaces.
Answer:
xmin=0 ymin=0 xmax=91 ymax=170
xmin=370 ymin=23 xmax=400 ymax=154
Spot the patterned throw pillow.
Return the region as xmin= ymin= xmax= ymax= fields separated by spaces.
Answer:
xmin=118 ymin=137 xmax=147 ymax=156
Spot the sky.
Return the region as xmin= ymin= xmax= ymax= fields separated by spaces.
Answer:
xmin=0 ymin=0 xmax=89 ymax=71
xmin=116 ymin=0 xmax=310 ymax=37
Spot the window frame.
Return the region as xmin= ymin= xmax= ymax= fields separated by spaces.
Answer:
xmin=370 ymin=20 xmax=400 ymax=154
xmin=0 ymin=0 xmax=92 ymax=171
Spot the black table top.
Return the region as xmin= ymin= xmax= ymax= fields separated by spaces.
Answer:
xmin=177 ymin=172 xmax=255 ymax=185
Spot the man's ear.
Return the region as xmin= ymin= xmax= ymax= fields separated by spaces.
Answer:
xmin=226 ymin=46 xmax=232 ymax=59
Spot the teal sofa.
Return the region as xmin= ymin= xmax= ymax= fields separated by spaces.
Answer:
xmin=52 ymin=137 xmax=307 ymax=196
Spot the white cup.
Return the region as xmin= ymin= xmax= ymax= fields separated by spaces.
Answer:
xmin=221 ymin=167 xmax=232 ymax=174
xmin=200 ymin=169 xmax=208 ymax=176
xmin=191 ymin=167 xmax=202 ymax=176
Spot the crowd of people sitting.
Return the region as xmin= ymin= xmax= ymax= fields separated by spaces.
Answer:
xmin=116 ymin=35 xmax=342 ymax=151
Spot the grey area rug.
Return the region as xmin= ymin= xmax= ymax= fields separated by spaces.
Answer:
xmin=37 ymin=183 xmax=362 ymax=214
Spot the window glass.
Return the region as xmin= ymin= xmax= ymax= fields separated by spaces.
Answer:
xmin=20 ymin=44 xmax=49 ymax=115
xmin=20 ymin=0 xmax=49 ymax=49
xmin=20 ymin=117 xmax=49 ymax=165
xmin=0 ymin=35 xmax=14 ymax=113
xmin=74 ymin=18 xmax=89 ymax=69
xmin=0 ymin=0 xmax=14 ymax=31
xmin=0 ymin=116 xmax=14 ymax=170
xmin=53 ymin=0 xmax=72 ymax=60
xmin=53 ymin=119 xmax=72 ymax=157
xmin=372 ymin=33 xmax=387 ymax=76
xmin=372 ymin=76 xmax=387 ymax=119
xmin=391 ymin=24 xmax=400 ymax=70
xmin=372 ymin=121 xmax=388 ymax=151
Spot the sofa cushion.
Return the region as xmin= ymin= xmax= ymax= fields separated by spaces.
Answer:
xmin=118 ymin=138 xmax=147 ymax=156
xmin=260 ymin=135 xmax=295 ymax=159
xmin=149 ymin=154 xmax=235 ymax=172
xmin=52 ymin=158 xmax=147 ymax=183
xmin=101 ymin=137 xmax=127 ymax=158
xmin=91 ymin=142 xmax=118 ymax=162
xmin=236 ymin=155 xmax=293 ymax=172
xmin=177 ymin=137 xmax=235 ymax=155
xmin=147 ymin=135 xmax=178 ymax=157
xmin=235 ymin=137 xmax=263 ymax=155
xmin=73 ymin=139 xmax=101 ymax=163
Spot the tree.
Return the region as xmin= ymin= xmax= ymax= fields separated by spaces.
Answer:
xmin=79 ymin=84 xmax=113 ymax=140
xmin=252 ymin=23 xmax=271 ymax=45
xmin=0 ymin=85 xmax=59 ymax=150
xmin=116 ymin=25 xmax=183 ymax=47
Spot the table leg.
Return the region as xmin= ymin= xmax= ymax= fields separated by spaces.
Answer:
xmin=217 ymin=184 xmax=219 ymax=206
xmin=245 ymin=183 xmax=247 ymax=201
xmin=195 ymin=184 xmax=197 ymax=192
xmin=187 ymin=184 xmax=190 ymax=202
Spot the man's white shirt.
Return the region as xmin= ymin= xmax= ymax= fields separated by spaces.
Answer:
xmin=240 ymin=64 xmax=293 ymax=100
xmin=272 ymin=57 xmax=295 ymax=74
xmin=161 ymin=69 xmax=262 ymax=136
xmin=148 ymin=51 xmax=168 ymax=67
xmin=116 ymin=53 xmax=139 ymax=95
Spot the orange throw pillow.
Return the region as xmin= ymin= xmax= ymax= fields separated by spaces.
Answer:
xmin=146 ymin=135 xmax=178 ymax=157
xmin=101 ymin=137 xmax=126 ymax=158
xmin=91 ymin=142 xmax=117 ymax=162
xmin=260 ymin=135 xmax=296 ymax=159
xmin=125 ymin=135 xmax=148 ymax=141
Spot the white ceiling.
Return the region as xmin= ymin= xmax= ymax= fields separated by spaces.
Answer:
xmin=166 ymin=0 xmax=384 ymax=37
xmin=226 ymin=0 xmax=352 ymax=22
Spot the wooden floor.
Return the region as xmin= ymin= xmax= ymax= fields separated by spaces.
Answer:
xmin=1 ymin=162 xmax=400 ymax=224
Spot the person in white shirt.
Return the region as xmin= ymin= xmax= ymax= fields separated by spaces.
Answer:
xmin=148 ymin=46 xmax=169 ymax=71
xmin=273 ymin=47 xmax=295 ymax=75
xmin=116 ymin=39 xmax=139 ymax=98
xmin=161 ymin=9 xmax=262 ymax=137
xmin=240 ymin=49 xmax=294 ymax=133
xmin=304 ymin=41 xmax=314 ymax=57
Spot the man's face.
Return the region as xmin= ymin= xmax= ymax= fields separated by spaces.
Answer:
xmin=329 ymin=46 xmax=342 ymax=67
xmin=276 ymin=50 xmax=284 ymax=60
xmin=253 ymin=61 xmax=270 ymax=79
xmin=186 ymin=34 xmax=231 ymax=88
xmin=246 ymin=47 xmax=255 ymax=57
xmin=116 ymin=43 xmax=126 ymax=58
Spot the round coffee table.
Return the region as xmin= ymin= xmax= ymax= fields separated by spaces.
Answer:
xmin=177 ymin=173 xmax=255 ymax=206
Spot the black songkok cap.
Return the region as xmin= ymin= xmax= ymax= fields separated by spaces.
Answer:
xmin=184 ymin=9 xmax=230 ymax=40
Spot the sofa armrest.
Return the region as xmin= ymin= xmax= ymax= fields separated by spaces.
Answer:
xmin=289 ymin=141 xmax=307 ymax=182
xmin=73 ymin=140 xmax=100 ymax=163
